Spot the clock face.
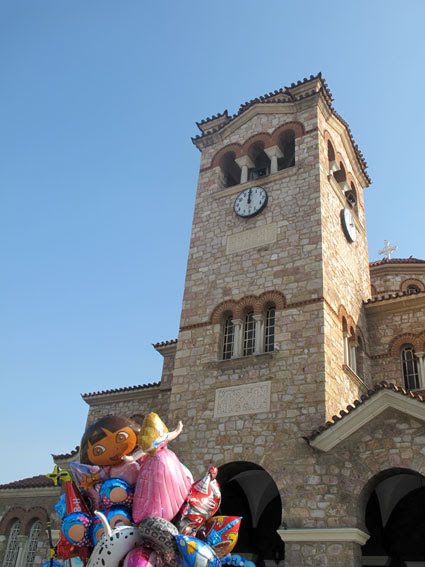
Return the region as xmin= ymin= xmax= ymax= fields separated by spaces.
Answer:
xmin=341 ymin=208 xmax=357 ymax=242
xmin=234 ymin=186 xmax=268 ymax=218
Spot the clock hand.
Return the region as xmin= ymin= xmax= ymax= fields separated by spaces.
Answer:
xmin=247 ymin=188 xmax=252 ymax=204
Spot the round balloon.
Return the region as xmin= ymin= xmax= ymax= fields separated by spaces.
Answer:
xmin=62 ymin=512 xmax=92 ymax=547
xmin=138 ymin=516 xmax=179 ymax=566
xmin=100 ymin=478 xmax=133 ymax=509
xmin=123 ymin=546 xmax=157 ymax=567
xmin=106 ymin=506 xmax=132 ymax=528
xmin=203 ymin=516 xmax=242 ymax=558
xmin=175 ymin=535 xmax=221 ymax=567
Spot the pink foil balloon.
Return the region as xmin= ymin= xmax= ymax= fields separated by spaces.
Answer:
xmin=123 ymin=547 xmax=157 ymax=567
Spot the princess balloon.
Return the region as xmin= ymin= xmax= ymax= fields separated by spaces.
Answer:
xmin=126 ymin=413 xmax=193 ymax=523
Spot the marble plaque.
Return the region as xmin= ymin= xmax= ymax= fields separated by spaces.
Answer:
xmin=226 ymin=223 xmax=277 ymax=254
xmin=214 ymin=380 xmax=271 ymax=418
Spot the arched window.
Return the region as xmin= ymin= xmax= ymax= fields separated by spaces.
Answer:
xmin=265 ymin=306 xmax=276 ymax=353
xmin=248 ymin=142 xmax=271 ymax=181
xmin=24 ymin=521 xmax=42 ymax=567
xmin=243 ymin=311 xmax=256 ymax=356
xmin=220 ymin=152 xmax=241 ymax=188
xmin=222 ymin=315 xmax=234 ymax=360
xmin=277 ymin=130 xmax=295 ymax=170
xmin=3 ymin=520 xmax=21 ymax=567
xmin=401 ymin=345 xmax=420 ymax=390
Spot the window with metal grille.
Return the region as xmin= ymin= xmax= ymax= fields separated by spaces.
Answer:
xmin=3 ymin=521 xmax=21 ymax=567
xmin=265 ymin=307 xmax=275 ymax=352
xmin=222 ymin=316 xmax=234 ymax=360
xmin=243 ymin=311 xmax=256 ymax=356
xmin=401 ymin=345 xmax=419 ymax=390
xmin=24 ymin=521 xmax=42 ymax=567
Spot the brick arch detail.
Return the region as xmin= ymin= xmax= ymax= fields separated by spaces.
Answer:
xmin=270 ymin=121 xmax=305 ymax=145
xmin=0 ymin=507 xmax=26 ymax=536
xmin=337 ymin=305 xmax=356 ymax=330
xmin=400 ymin=278 xmax=425 ymax=293
xmin=22 ymin=507 xmax=49 ymax=536
xmin=389 ymin=333 xmax=425 ymax=357
xmin=210 ymin=300 xmax=239 ymax=324
xmin=242 ymin=133 xmax=271 ymax=155
xmin=211 ymin=144 xmax=243 ymax=169
xmin=258 ymin=290 xmax=286 ymax=310
xmin=346 ymin=172 xmax=357 ymax=188
xmin=237 ymin=295 xmax=261 ymax=318
xmin=210 ymin=291 xmax=286 ymax=324
xmin=335 ymin=152 xmax=347 ymax=173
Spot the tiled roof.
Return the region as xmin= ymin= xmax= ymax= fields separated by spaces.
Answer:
xmin=81 ymin=382 xmax=160 ymax=399
xmin=0 ymin=475 xmax=55 ymax=490
xmin=365 ymin=289 xmax=424 ymax=304
xmin=192 ymin=73 xmax=369 ymax=183
xmin=369 ymin=257 xmax=425 ymax=267
xmin=307 ymin=381 xmax=425 ymax=442
xmin=152 ymin=339 xmax=178 ymax=348
xmin=52 ymin=446 xmax=79 ymax=459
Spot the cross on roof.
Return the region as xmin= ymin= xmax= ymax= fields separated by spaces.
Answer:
xmin=378 ymin=240 xmax=398 ymax=259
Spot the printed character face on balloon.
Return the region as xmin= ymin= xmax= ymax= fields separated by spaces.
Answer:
xmin=80 ymin=416 xmax=141 ymax=466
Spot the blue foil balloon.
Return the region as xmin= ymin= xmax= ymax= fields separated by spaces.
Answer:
xmin=62 ymin=512 xmax=92 ymax=546
xmin=175 ymin=535 xmax=221 ymax=567
xmin=99 ymin=478 xmax=133 ymax=509
xmin=54 ymin=495 xmax=66 ymax=519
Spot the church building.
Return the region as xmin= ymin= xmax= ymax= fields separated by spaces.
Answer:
xmin=2 ymin=74 xmax=425 ymax=567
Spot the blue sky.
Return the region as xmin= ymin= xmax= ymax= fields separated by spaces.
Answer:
xmin=1 ymin=1 xmax=424 ymax=484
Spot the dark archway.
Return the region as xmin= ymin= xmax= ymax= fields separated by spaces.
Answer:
xmin=217 ymin=461 xmax=285 ymax=565
xmin=362 ymin=469 xmax=425 ymax=566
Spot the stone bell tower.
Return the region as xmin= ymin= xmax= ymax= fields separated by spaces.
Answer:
xmin=169 ymin=74 xmax=371 ymax=469
xmin=165 ymin=73 xmax=372 ymax=564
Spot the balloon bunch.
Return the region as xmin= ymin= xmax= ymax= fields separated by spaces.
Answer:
xmin=51 ymin=413 xmax=249 ymax=567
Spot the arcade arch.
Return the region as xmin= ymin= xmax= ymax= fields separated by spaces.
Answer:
xmin=217 ymin=461 xmax=285 ymax=565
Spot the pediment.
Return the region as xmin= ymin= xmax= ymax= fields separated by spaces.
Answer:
xmin=308 ymin=386 xmax=425 ymax=452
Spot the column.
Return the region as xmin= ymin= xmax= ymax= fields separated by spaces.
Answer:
xmin=343 ymin=332 xmax=349 ymax=367
xmin=231 ymin=319 xmax=243 ymax=359
xmin=350 ymin=340 xmax=358 ymax=373
xmin=253 ymin=314 xmax=265 ymax=355
xmin=235 ymin=156 xmax=254 ymax=184
xmin=416 ymin=352 xmax=425 ymax=388
xmin=15 ymin=535 xmax=28 ymax=567
xmin=264 ymin=145 xmax=284 ymax=174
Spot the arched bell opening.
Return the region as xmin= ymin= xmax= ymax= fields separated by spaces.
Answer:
xmin=217 ymin=461 xmax=285 ymax=565
xmin=361 ymin=468 xmax=425 ymax=566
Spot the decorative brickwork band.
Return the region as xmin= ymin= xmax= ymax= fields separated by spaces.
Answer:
xmin=210 ymin=291 xmax=286 ymax=324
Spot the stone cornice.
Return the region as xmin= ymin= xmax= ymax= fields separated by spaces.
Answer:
xmin=278 ymin=527 xmax=369 ymax=545
xmin=365 ymin=293 xmax=425 ymax=315
xmin=0 ymin=486 xmax=61 ymax=497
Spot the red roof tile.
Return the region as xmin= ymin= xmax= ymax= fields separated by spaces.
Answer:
xmin=0 ymin=475 xmax=55 ymax=490
xmin=365 ymin=289 xmax=424 ymax=304
xmin=152 ymin=339 xmax=178 ymax=348
xmin=192 ymin=73 xmax=370 ymax=183
xmin=81 ymin=382 xmax=160 ymax=398
xmin=52 ymin=446 xmax=79 ymax=459
xmin=369 ymin=257 xmax=425 ymax=267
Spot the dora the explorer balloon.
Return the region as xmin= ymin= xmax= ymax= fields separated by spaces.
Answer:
xmin=73 ymin=415 xmax=141 ymax=508
xmin=124 ymin=412 xmax=193 ymax=523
